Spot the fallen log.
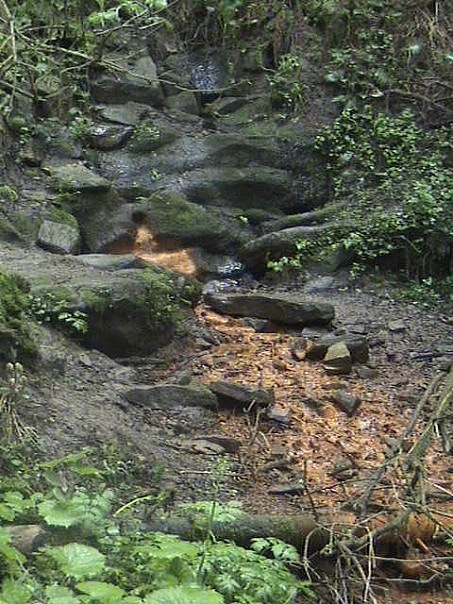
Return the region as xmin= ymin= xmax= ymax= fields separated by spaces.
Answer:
xmin=147 ymin=513 xmax=330 ymax=557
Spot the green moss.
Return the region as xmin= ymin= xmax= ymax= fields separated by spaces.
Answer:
xmin=46 ymin=207 xmax=79 ymax=229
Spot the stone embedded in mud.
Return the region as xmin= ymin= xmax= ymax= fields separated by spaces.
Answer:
xmin=124 ymin=384 xmax=217 ymax=410
xmin=209 ymin=381 xmax=274 ymax=408
xmin=323 ymin=342 xmax=352 ymax=375
xmin=206 ymin=292 xmax=334 ymax=326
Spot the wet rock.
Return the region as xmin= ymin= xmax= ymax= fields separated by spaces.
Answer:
xmin=90 ymin=51 xmax=164 ymax=107
xmin=209 ymin=381 xmax=274 ymax=408
xmin=37 ymin=220 xmax=80 ymax=255
xmin=206 ymin=292 xmax=334 ymax=326
xmin=88 ymin=124 xmax=134 ymax=151
xmin=331 ymin=391 xmax=361 ymax=416
xmin=184 ymin=166 xmax=294 ymax=212
xmin=323 ymin=342 xmax=352 ymax=375
xmin=124 ymin=384 xmax=217 ymax=410
xmin=306 ymin=333 xmax=369 ymax=363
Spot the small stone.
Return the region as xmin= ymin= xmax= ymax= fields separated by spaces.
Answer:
xmin=323 ymin=342 xmax=352 ymax=375
xmin=369 ymin=330 xmax=388 ymax=347
xmin=357 ymin=366 xmax=379 ymax=379
xmin=196 ymin=435 xmax=241 ymax=453
xmin=267 ymin=406 xmax=292 ymax=425
xmin=269 ymin=481 xmax=305 ymax=495
xmin=388 ymin=319 xmax=406 ymax=332
xmin=332 ymin=391 xmax=361 ymax=416
xmin=438 ymin=357 xmax=453 ymax=372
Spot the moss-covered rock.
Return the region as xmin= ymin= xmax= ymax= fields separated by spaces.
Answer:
xmin=30 ymin=266 xmax=201 ymax=357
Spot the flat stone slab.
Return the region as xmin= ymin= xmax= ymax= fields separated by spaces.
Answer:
xmin=209 ymin=381 xmax=274 ymax=408
xmin=124 ymin=384 xmax=217 ymax=410
xmin=206 ymin=292 xmax=334 ymax=326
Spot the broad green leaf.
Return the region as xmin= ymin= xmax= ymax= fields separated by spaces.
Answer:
xmin=76 ymin=581 xmax=125 ymax=602
xmin=46 ymin=543 xmax=105 ymax=579
xmin=0 ymin=578 xmax=31 ymax=604
xmin=144 ymin=587 xmax=224 ymax=604
xmin=38 ymin=498 xmax=85 ymax=527
xmin=44 ymin=584 xmax=80 ymax=603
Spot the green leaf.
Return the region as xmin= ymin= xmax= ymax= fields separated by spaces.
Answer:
xmin=144 ymin=587 xmax=224 ymax=604
xmin=76 ymin=581 xmax=125 ymax=603
xmin=46 ymin=543 xmax=105 ymax=579
xmin=0 ymin=578 xmax=31 ymax=604
xmin=44 ymin=584 xmax=81 ymax=604
xmin=38 ymin=498 xmax=84 ymax=527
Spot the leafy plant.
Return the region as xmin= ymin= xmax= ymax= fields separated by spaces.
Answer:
xmin=268 ymin=53 xmax=305 ymax=114
xmin=29 ymin=292 xmax=88 ymax=335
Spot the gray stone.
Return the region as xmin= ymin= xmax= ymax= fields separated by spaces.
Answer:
xmin=207 ymin=96 xmax=248 ymax=115
xmin=269 ymin=481 xmax=305 ymax=495
xmin=37 ymin=220 xmax=80 ymax=255
xmin=30 ymin=264 xmax=196 ymax=356
xmin=240 ymin=225 xmax=330 ymax=271
xmin=206 ymin=292 xmax=334 ymax=326
xmin=96 ymin=102 xmax=153 ymax=126
xmin=195 ymin=434 xmax=241 ymax=453
xmin=388 ymin=319 xmax=406 ymax=332
xmin=332 ymin=391 xmax=361 ymax=416
xmin=90 ymin=51 xmax=164 ymax=107
xmin=73 ymin=254 xmax=147 ymax=270
xmin=124 ymin=384 xmax=217 ymax=410
xmin=47 ymin=163 xmax=112 ymax=193
xmin=267 ymin=406 xmax=292 ymax=425
xmin=306 ymin=333 xmax=369 ymax=363
xmin=88 ymin=124 xmax=134 ymax=151
xmin=356 ymin=366 xmax=379 ymax=379
xmin=209 ymin=381 xmax=274 ymax=408
xmin=323 ymin=342 xmax=352 ymax=375
xmin=165 ymin=91 xmax=199 ymax=115
xmin=303 ymin=276 xmax=335 ymax=293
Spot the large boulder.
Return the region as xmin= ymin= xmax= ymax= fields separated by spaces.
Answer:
xmin=90 ymin=51 xmax=164 ymax=107
xmin=240 ymin=225 xmax=328 ymax=271
xmin=76 ymin=190 xmax=252 ymax=255
xmin=30 ymin=265 xmax=200 ymax=357
xmin=205 ymin=292 xmax=334 ymax=326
